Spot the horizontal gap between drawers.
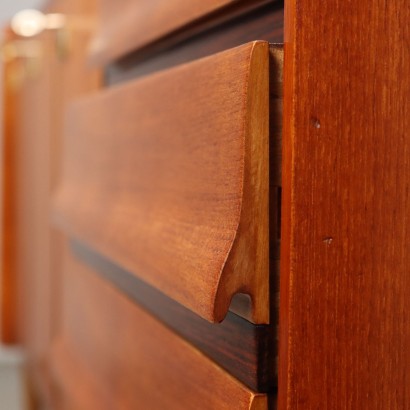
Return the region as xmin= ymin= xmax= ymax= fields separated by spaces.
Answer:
xmin=105 ymin=2 xmax=284 ymax=86
xmin=70 ymin=240 xmax=277 ymax=393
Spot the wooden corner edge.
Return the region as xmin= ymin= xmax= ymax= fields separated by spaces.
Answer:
xmin=213 ymin=41 xmax=271 ymax=324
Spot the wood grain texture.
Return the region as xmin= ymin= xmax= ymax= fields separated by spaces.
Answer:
xmin=90 ymin=0 xmax=275 ymax=65
xmin=51 ymin=245 xmax=267 ymax=410
xmin=279 ymin=0 xmax=410 ymax=408
xmin=53 ymin=41 xmax=271 ymax=324
xmin=71 ymin=240 xmax=276 ymax=393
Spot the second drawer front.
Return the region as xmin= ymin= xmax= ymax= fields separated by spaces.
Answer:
xmin=53 ymin=41 xmax=270 ymax=324
xmin=51 ymin=249 xmax=267 ymax=409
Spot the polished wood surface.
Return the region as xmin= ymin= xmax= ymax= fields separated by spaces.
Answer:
xmin=53 ymin=41 xmax=271 ymax=324
xmin=51 ymin=245 xmax=268 ymax=410
xmin=58 ymin=43 xmax=283 ymax=393
xmin=279 ymin=0 xmax=410 ymax=408
xmin=90 ymin=0 xmax=274 ymax=64
xmin=107 ymin=2 xmax=283 ymax=85
xmin=1 ymin=1 xmax=283 ymax=408
xmin=72 ymin=240 xmax=276 ymax=392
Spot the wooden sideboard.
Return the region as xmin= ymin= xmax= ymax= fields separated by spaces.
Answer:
xmin=1 ymin=0 xmax=409 ymax=409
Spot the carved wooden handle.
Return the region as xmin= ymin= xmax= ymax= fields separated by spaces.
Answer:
xmin=53 ymin=41 xmax=271 ymax=323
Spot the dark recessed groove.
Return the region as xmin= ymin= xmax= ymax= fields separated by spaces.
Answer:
xmin=71 ymin=240 xmax=277 ymax=393
xmin=105 ymin=2 xmax=284 ymax=85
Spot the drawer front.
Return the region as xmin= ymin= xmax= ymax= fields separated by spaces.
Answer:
xmin=90 ymin=0 xmax=274 ymax=64
xmin=50 ymin=249 xmax=267 ymax=410
xmin=53 ymin=41 xmax=270 ymax=324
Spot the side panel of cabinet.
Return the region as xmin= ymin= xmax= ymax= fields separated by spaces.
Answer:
xmin=279 ymin=0 xmax=410 ymax=408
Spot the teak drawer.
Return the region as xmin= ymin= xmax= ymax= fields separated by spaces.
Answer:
xmin=51 ymin=250 xmax=267 ymax=409
xmin=53 ymin=41 xmax=272 ymax=324
xmin=90 ymin=0 xmax=273 ymax=64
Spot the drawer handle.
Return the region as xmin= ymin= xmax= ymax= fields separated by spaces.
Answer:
xmin=53 ymin=41 xmax=272 ymax=324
